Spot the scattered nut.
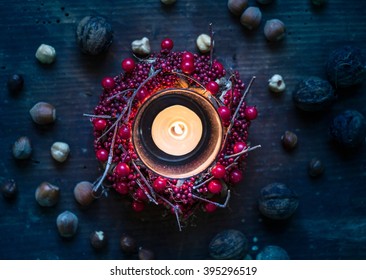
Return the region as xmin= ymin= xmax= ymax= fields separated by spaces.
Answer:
xmin=35 ymin=44 xmax=56 ymax=64
xmin=51 ymin=142 xmax=70 ymax=162
xmin=12 ymin=136 xmax=32 ymax=160
xmin=161 ymin=0 xmax=176 ymax=4
xmin=209 ymin=229 xmax=248 ymax=259
xmin=35 ymin=182 xmax=60 ymax=207
xmin=1 ymin=179 xmax=17 ymax=200
xmin=73 ymin=181 xmax=94 ymax=206
xmin=90 ymin=230 xmax=108 ymax=250
xmin=256 ymin=245 xmax=289 ymax=260
xmin=196 ymin=34 xmax=211 ymax=53
xmin=7 ymin=74 xmax=24 ymax=94
xmin=131 ymin=37 xmax=151 ymax=56
xmin=264 ymin=19 xmax=286 ymax=42
xmin=258 ymin=182 xmax=299 ymax=220
xmin=268 ymin=74 xmax=286 ymax=93
xmin=227 ymin=0 xmax=248 ymax=16
xmin=138 ymin=247 xmax=155 ymax=260
xmin=120 ymin=234 xmax=137 ymax=254
xmin=56 ymin=211 xmax=78 ymax=238
xmin=281 ymin=131 xmax=298 ymax=150
xmin=240 ymin=7 xmax=262 ymax=30
xmin=292 ymin=77 xmax=335 ymax=112
xmin=29 ymin=102 xmax=56 ymax=125
xmin=76 ymin=16 xmax=113 ymax=55
xmin=308 ymin=158 xmax=325 ymax=177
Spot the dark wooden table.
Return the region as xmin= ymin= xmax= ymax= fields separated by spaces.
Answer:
xmin=1 ymin=0 xmax=365 ymax=260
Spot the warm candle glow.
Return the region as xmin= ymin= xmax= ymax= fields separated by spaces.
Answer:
xmin=152 ymin=105 xmax=203 ymax=156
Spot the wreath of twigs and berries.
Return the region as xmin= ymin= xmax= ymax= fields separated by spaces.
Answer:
xmin=84 ymin=34 xmax=260 ymax=230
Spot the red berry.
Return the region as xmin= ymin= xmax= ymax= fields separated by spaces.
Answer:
xmin=207 ymin=179 xmax=223 ymax=194
xmin=101 ymin=77 xmax=115 ymax=90
xmin=206 ymin=81 xmax=219 ymax=95
xmin=182 ymin=51 xmax=194 ymax=62
xmin=93 ymin=119 xmax=107 ymax=131
xmin=114 ymin=162 xmax=130 ymax=177
xmin=118 ymin=124 xmax=131 ymax=139
xmin=136 ymin=87 xmax=149 ymax=101
xmin=245 ymin=106 xmax=258 ymax=120
xmin=161 ymin=38 xmax=174 ymax=51
xmin=233 ymin=142 xmax=247 ymax=154
xmin=213 ymin=61 xmax=224 ymax=77
xmin=217 ymin=106 xmax=231 ymax=122
xmin=230 ymin=169 xmax=243 ymax=184
xmin=135 ymin=188 xmax=148 ymax=201
xmin=121 ymin=58 xmax=136 ymax=73
xmin=132 ymin=201 xmax=145 ymax=212
xmin=181 ymin=60 xmax=195 ymax=74
xmin=153 ymin=177 xmax=167 ymax=192
xmin=96 ymin=148 xmax=108 ymax=162
xmin=211 ymin=164 xmax=226 ymax=178
xmin=115 ymin=182 xmax=129 ymax=195
xmin=204 ymin=202 xmax=217 ymax=213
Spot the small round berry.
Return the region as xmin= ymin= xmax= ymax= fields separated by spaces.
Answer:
xmin=204 ymin=202 xmax=217 ymax=213
xmin=206 ymin=81 xmax=220 ymax=95
xmin=101 ymin=77 xmax=115 ymax=90
xmin=114 ymin=162 xmax=130 ymax=177
xmin=161 ymin=38 xmax=174 ymax=50
xmin=218 ymin=106 xmax=231 ymax=122
xmin=181 ymin=60 xmax=195 ymax=74
xmin=153 ymin=177 xmax=167 ymax=192
xmin=213 ymin=61 xmax=224 ymax=77
xmin=118 ymin=125 xmax=131 ymax=139
xmin=96 ymin=148 xmax=108 ymax=162
xmin=121 ymin=58 xmax=136 ymax=73
xmin=211 ymin=164 xmax=226 ymax=179
xmin=245 ymin=106 xmax=258 ymax=120
xmin=233 ymin=142 xmax=247 ymax=154
xmin=132 ymin=201 xmax=145 ymax=212
xmin=136 ymin=87 xmax=149 ymax=101
xmin=7 ymin=74 xmax=24 ymax=94
xmin=93 ymin=119 xmax=107 ymax=131
xmin=208 ymin=179 xmax=223 ymax=194
xmin=135 ymin=188 xmax=148 ymax=201
xmin=182 ymin=51 xmax=194 ymax=62
xmin=230 ymin=169 xmax=243 ymax=184
xmin=115 ymin=182 xmax=129 ymax=195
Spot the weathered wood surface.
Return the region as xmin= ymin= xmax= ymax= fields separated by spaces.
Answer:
xmin=0 ymin=0 xmax=365 ymax=259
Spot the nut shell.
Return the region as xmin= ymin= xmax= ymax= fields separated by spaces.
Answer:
xmin=256 ymin=245 xmax=289 ymax=260
xmin=29 ymin=102 xmax=56 ymax=125
xmin=90 ymin=230 xmax=107 ymax=250
xmin=50 ymin=142 xmax=70 ymax=162
xmin=227 ymin=0 xmax=248 ymax=16
xmin=209 ymin=229 xmax=248 ymax=259
xmin=35 ymin=182 xmax=60 ymax=207
xmin=258 ymin=183 xmax=299 ymax=220
xmin=264 ymin=19 xmax=286 ymax=42
xmin=240 ymin=7 xmax=262 ymax=30
xmin=120 ymin=234 xmax=137 ymax=254
xmin=35 ymin=44 xmax=56 ymax=64
xmin=1 ymin=179 xmax=17 ymax=200
xmin=74 ymin=181 xmax=94 ymax=206
xmin=76 ymin=16 xmax=113 ymax=55
xmin=56 ymin=211 xmax=78 ymax=238
xmin=196 ymin=34 xmax=211 ymax=53
xmin=12 ymin=136 xmax=32 ymax=159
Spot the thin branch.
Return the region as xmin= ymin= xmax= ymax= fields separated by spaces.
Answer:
xmin=191 ymin=190 xmax=231 ymax=208
xmin=136 ymin=180 xmax=158 ymax=205
xmin=131 ymin=160 xmax=157 ymax=201
xmin=107 ymin=89 xmax=133 ymax=101
xmin=209 ymin=23 xmax=215 ymax=68
xmin=83 ymin=114 xmax=113 ymax=119
xmin=224 ymin=144 xmax=262 ymax=159
xmin=156 ymin=193 xmax=182 ymax=231
xmin=171 ymin=71 xmax=207 ymax=92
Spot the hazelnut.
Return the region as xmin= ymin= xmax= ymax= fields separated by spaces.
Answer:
xmin=50 ymin=142 xmax=70 ymax=162
xmin=161 ymin=0 xmax=176 ymax=4
xmin=76 ymin=16 xmax=113 ymax=55
xmin=90 ymin=230 xmax=108 ymax=250
xmin=73 ymin=181 xmax=94 ymax=206
xmin=308 ymin=158 xmax=325 ymax=177
xmin=1 ymin=179 xmax=17 ymax=200
xmin=120 ymin=234 xmax=137 ymax=254
xmin=7 ymin=74 xmax=24 ymax=94
xmin=256 ymin=0 xmax=273 ymax=4
xmin=196 ymin=34 xmax=211 ymax=53
xmin=240 ymin=7 xmax=262 ymax=30
xmin=56 ymin=211 xmax=78 ymax=238
xmin=12 ymin=136 xmax=32 ymax=159
xmin=29 ymin=102 xmax=56 ymax=125
xmin=281 ymin=131 xmax=298 ymax=150
xmin=268 ymin=74 xmax=286 ymax=93
xmin=35 ymin=44 xmax=56 ymax=64
xmin=227 ymin=0 xmax=248 ymax=16
xmin=131 ymin=37 xmax=151 ymax=56
xmin=138 ymin=247 xmax=155 ymax=260
xmin=264 ymin=19 xmax=286 ymax=42
xmin=35 ymin=182 xmax=60 ymax=207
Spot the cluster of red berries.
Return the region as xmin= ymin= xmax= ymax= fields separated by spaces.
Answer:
xmin=91 ymin=38 xmax=257 ymax=224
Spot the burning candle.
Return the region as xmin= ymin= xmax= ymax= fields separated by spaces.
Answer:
xmin=151 ymin=105 xmax=203 ymax=156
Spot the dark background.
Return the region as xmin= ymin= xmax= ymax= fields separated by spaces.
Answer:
xmin=0 ymin=0 xmax=365 ymax=260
